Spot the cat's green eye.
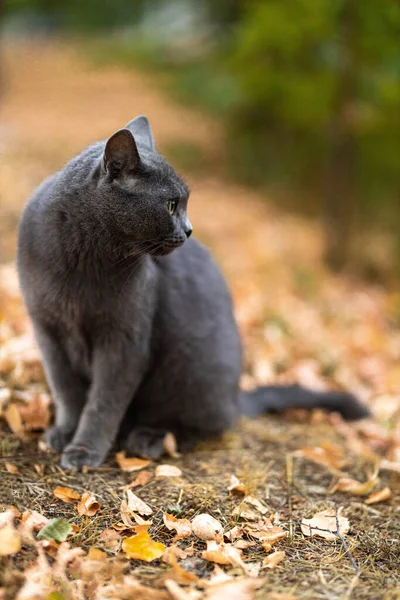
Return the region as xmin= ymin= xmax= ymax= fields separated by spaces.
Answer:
xmin=167 ymin=200 xmax=177 ymax=215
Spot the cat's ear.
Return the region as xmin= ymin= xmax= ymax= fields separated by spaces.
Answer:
xmin=125 ymin=115 xmax=155 ymax=151
xmin=103 ymin=129 xmax=140 ymax=177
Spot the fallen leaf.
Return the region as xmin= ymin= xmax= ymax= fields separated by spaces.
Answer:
xmin=126 ymin=489 xmax=153 ymax=515
xmin=330 ymin=463 xmax=380 ymax=496
xmin=227 ymin=475 xmax=248 ymax=495
xmin=165 ymin=580 xmax=202 ymax=600
xmin=34 ymin=463 xmax=45 ymax=476
xmin=365 ymin=487 xmax=391 ymax=505
xmin=53 ymin=486 xmax=81 ymax=504
xmin=77 ymin=492 xmax=101 ymax=516
xmin=155 ymin=464 xmax=182 ymax=477
xmin=163 ymin=549 xmax=198 ymax=585
xmin=231 ymin=503 xmax=260 ymax=521
xmin=163 ymin=432 xmax=180 ymax=458
xmin=0 ymin=523 xmax=21 ymax=556
xmin=262 ymin=550 xmax=285 ymax=569
xmin=120 ymin=499 xmax=151 ymax=529
xmin=4 ymin=403 xmax=24 ymax=437
xmin=301 ymin=508 xmax=349 ymax=541
xmin=244 ymin=520 xmax=287 ymax=545
xmin=192 ymin=514 xmax=223 ymax=541
xmin=380 ymin=459 xmax=400 ymax=474
xmin=243 ymin=495 xmax=268 ymax=515
xmin=5 ymin=463 xmax=18 ymax=474
xmin=205 ymin=577 xmax=263 ymax=600
xmin=21 ymin=510 xmax=48 ymax=531
xmin=163 ymin=513 xmax=192 ymax=539
xmin=295 ymin=443 xmax=346 ymax=472
xmin=87 ymin=547 xmax=107 ymax=561
xmin=163 ymin=543 xmax=194 ymax=565
xmin=202 ymin=541 xmax=248 ymax=574
xmin=18 ymin=392 xmax=51 ymax=430
xmin=37 ymin=518 xmax=72 ymax=542
xmin=130 ymin=470 xmax=152 ymax=488
xmin=234 ymin=539 xmax=256 ymax=549
xmin=224 ymin=526 xmax=243 ymax=542
xmin=122 ymin=526 xmax=165 ymax=562
xmin=115 ymin=451 xmax=150 ymax=472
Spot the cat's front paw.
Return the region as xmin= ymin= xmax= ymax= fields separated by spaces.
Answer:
xmin=61 ymin=444 xmax=105 ymax=470
xmin=45 ymin=426 xmax=75 ymax=452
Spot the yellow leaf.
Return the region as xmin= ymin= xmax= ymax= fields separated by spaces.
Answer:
xmin=262 ymin=550 xmax=285 ymax=569
xmin=365 ymin=487 xmax=391 ymax=505
xmin=115 ymin=451 xmax=150 ymax=472
xmin=77 ymin=492 xmax=101 ymax=516
xmin=0 ymin=523 xmax=21 ymax=556
xmin=155 ymin=464 xmax=182 ymax=477
xmin=53 ymin=486 xmax=81 ymax=504
xmin=122 ymin=527 xmax=165 ymax=562
xmin=87 ymin=547 xmax=107 ymax=561
xmin=301 ymin=508 xmax=349 ymax=541
xmin=163 ymin=513 xmax=192 ymax=539
xmin=4 ymin=403 xmax=24 ymax=437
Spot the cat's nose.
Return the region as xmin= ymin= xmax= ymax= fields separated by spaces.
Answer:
xmin=185 ymin=228 xmax=193 ymax=239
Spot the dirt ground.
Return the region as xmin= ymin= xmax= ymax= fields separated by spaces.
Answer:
xmin=0 ymin=40 xmax=399 ymax=600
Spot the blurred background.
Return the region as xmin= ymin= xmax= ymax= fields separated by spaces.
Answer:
xmin=2 ymin=0 xmax=400 ymax=280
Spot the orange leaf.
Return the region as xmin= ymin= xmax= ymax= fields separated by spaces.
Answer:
xmin=122 ymin=527 xmax=165 ymax=562
xmin=365 ymin=487 xmax=391 ymax=505
xmin=18 ymin=392 xmax=51 ymax=430
xmin=227 ymin=475 xmax=248 ymax=495
xmin=0 ymin=524 xmax=21 ymax=556
xmin=4 ymin=403 xmax=24 ymax=437
xmin=5 ymin=463 xmax=19 ymax=474
xmin=115 ymin=451 xmax=150 ymax=472
xmin=262 ymin=550 xmax=285 ymax=569
xmin=77 ymin=492 xmax=101 ymax=516
xmin=330 ymin=462 xmax=380 ymax=496
xmin=53 ymin=486 xmax=81 ymax=504
xmin=163 ymin=513 xmax=192 ymax=539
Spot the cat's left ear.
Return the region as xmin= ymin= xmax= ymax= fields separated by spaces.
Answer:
xmin=125 ymin=115 xmax=155 ymax=151
xmin=103 ymin=129 xmax=140 ymax=178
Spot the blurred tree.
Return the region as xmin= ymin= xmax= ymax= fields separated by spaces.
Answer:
xmin=228 ymin=0 xmax=400 ymax=273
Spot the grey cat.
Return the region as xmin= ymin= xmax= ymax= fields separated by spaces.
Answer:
xmin=17 ymin=116 xmax=369 ymax=469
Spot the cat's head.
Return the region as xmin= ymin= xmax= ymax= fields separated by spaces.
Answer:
xmin=97 ymin=116 xmax=192 ymax=257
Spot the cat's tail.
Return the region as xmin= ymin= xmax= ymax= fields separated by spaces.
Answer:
xmin=239 ymin=384 xmax=370 ymax=421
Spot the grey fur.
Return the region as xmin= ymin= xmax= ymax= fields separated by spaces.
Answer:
xmin=17 ymin=116 xmax=369 ymax=469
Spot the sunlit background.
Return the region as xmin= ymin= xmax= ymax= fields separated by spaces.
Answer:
xmin=2 ymin=0 xmax=400 ymax=279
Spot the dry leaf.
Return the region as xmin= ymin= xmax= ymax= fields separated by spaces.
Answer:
xmin=77 ymin=492 xmax=101 ymax=516
xmin=224 ymin=526 xmax=243 ymax=542
xmin=0 ymin=510 xmax=21 ymax=556
xmin=155 ymin=464 xmax=182 ymax=477
xmin=87 ymin=547 xmax=107 ymax=561
xmin=365 ymin=487 xmax=391 ymax=505
xmin=18 ymin=392 xmax=51 ymax=430
xmin=120 ymin=499 xmax=152 ymax=529
xmin=21 ymin=510 xmax=48 ymax=531
xmin=192 ymin=514 xmax=223 ymax=541
xmin=4 ymin=403 xmax=24 ymax=437
xmin=301 ymin=508 xmax=349 ymax=540
xmin=163 ymin=432 xmax=180 ymax=458
xmin=115 ymin=451 xmax=150 ymax=472
xmin=231 ymin=503 xmax=260 ymax=521
xmin=53 ymin=486 xmax=81 ymax=504
xmin=131 ymin=470 xmax=152 ymax=487
xmin=262 ymin=550 xmax=285 ymax=569
xmin=227 ymin=475 xmax=248 ymax=495
xmin=243 ymin=495 xmax=268 ymax=515
xmin=163 ymin=513 xmax=192 ymax=539
xmin=126 ymin=489 xmax=153 ymax=515
xmin=165 ymin=580 xmax=202 ymax=600
xmin=330 ymin=462 xmax=380 ymax=496
xmin=122 ymin=526 xmax=165 ymax=562
xmin=244 ymin=520 xmax=287 ymax=545
xmin=205 ymin=578 xmax=263 ymax=600
xmin=295 ymin=443 xmax=346 ymax=472
xmin=202 ymin=540 xmax=251 ymax=575
xmin=34 ymin=463 xmax=45 ymax=476
xmin=5 ymin=463 xmax=18 ymax=474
